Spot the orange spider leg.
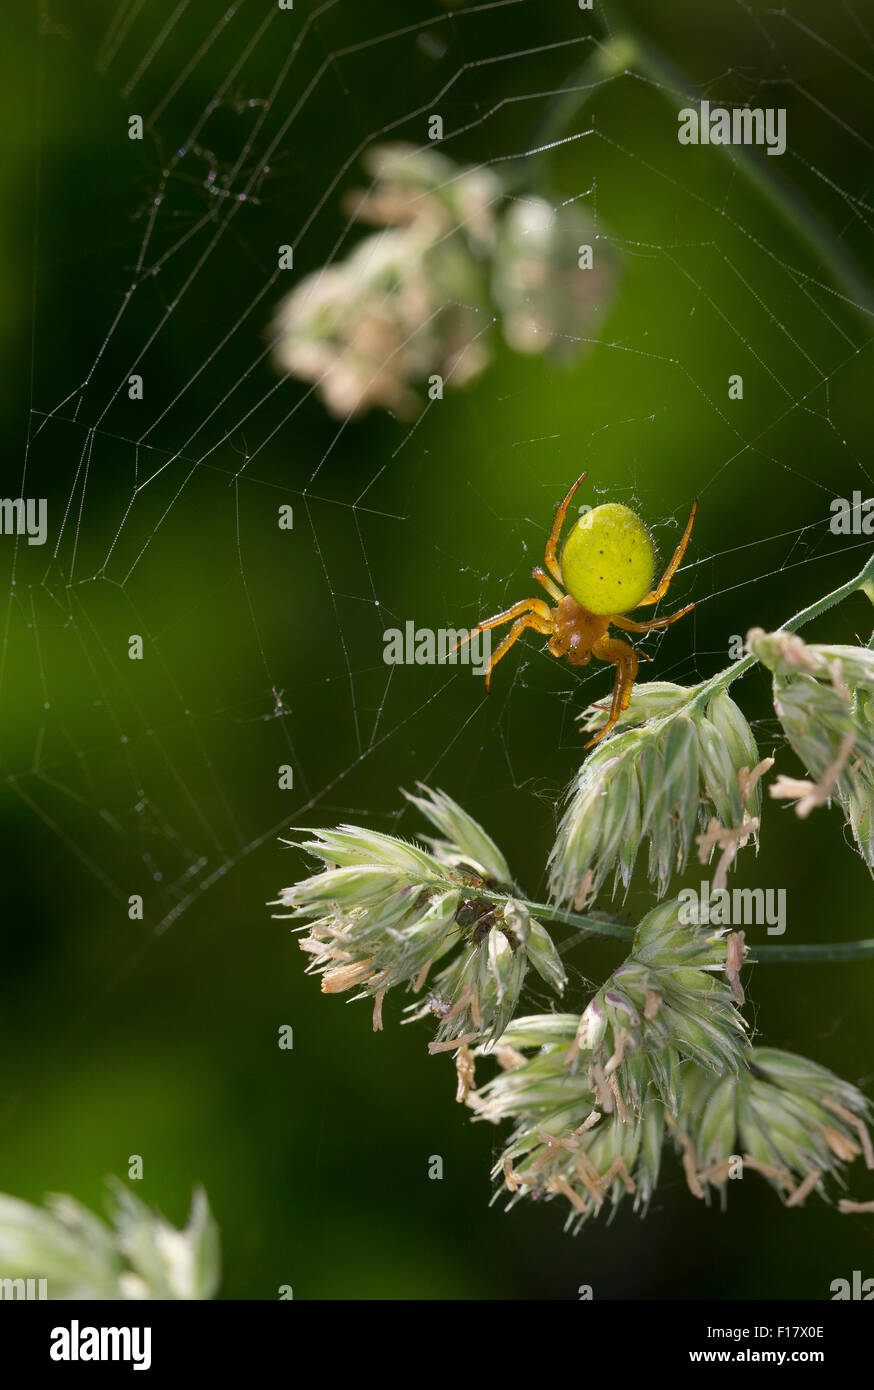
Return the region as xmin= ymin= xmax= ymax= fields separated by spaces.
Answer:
xmin=636 ymin=500 xmax=698 ymax=606
xmin=484 ymin=610 xmax=554 ymax=690
xmin=453 ymin=596 xmax=554 ymax=689
xmin=586 ymin=634 xmax=639 ymax=748
xmin=612 ymin=603 xmax=695 ymax=634
xmin=458 ymin=595 xmax=553 ymax=641
xmin=533 ymin=565 xmax=564 ymax=602
xmin=544 ymin=471 xmax=588 ymax=584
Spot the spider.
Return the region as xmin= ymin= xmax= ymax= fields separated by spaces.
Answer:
xmin=462 ymin=472 xmax=697 ymax=747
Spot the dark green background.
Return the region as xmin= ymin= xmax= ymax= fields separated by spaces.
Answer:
xmin=1 ymin=0 xmax=873 ymax=1298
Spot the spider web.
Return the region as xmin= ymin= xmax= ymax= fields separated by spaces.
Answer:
xmin=6 ymin=0 xmax=874 ymax=986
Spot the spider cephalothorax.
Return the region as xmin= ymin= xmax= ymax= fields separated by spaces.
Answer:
xmin=463 ymin=472 xmax=697 ymax=746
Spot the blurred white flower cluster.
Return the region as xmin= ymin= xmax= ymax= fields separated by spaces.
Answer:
xmin=271 ymin=143 xmax=615 ymax=416
xmin=0 ymin=1180 xmax=219 ymax=1299
xmin=492 ymin=195 xmax=614 ymax=358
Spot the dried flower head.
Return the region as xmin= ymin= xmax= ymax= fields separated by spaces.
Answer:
xmin=748 ymin=630 xmax=874 ymax=866
xmin=463 ymin=897 xmax=750 ymax=1231
xmin=568 ymin=898 xmax=750 ymax=1112
xmin=275 ymin=786 xmax=565 ymax=1041
xmin=549 ymin=682 xmax=766 ymax=905
xmin=675 ymin=1047 xmax=873 ymax=1208
xmin=469 ymin=1019 xmax=665 ymax=1232
xmin=469 ymin=1025 xmax=871 ymax=1230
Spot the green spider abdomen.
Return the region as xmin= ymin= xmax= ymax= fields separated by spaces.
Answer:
xmin=560 ymin=502 xmax=655 ymax=615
